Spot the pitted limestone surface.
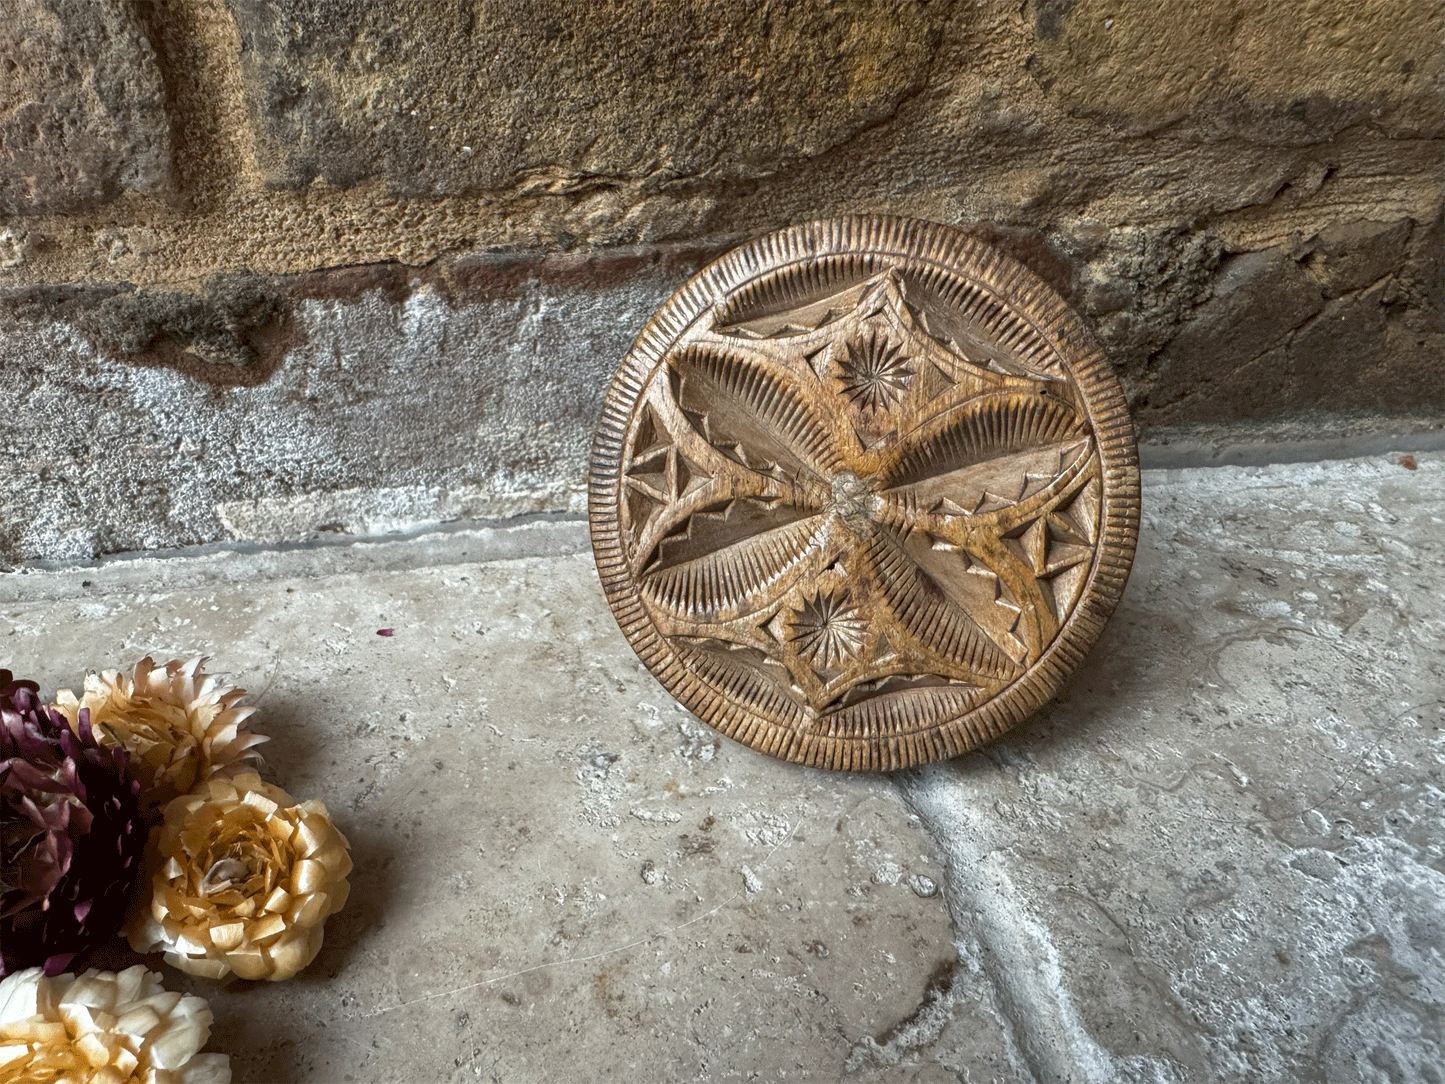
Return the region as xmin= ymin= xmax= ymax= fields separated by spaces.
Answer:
xmin=904 ymin=452 xmax=1445 ymax=1082
xmin=0 ymin=450 xmax=1439 ymax=1081
xmin=1 ymin=554 xmax=960 ymax=1082
xmin=0 ymin=269 xmax=684 ymax=565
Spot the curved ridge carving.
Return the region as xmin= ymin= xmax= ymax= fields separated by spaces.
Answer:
xmin=883 ymin=391 xmax=1086 ymax=491
xmin=862 ymin=526 xmax=1022 ymax=682
xmin=823 ymin=680 xmax=987 ymax=739
xmin=640 ymin=513 xmax=825 ymax=621
xmin=670 ymin=346 xmax=845 ymax=479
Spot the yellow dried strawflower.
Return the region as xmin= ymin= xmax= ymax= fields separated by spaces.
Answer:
xmin=127 ymin=772 xmax=352 ymax=982
xmin=0 ymin=964 xmax=230 ymax=1083
xmin=53 ymin=658 xmax=266 ymax=815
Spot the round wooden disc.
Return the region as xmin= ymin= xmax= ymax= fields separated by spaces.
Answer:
xmin=589 ymin=216 xmax=1139 ymax=771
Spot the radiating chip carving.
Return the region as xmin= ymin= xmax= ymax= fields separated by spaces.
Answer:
xmin=589 ymin=217 xmax=1140 ymax=770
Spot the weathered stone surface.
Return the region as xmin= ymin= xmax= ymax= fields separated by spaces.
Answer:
xmin=0 ymin=450 xmax=1439 ymax=1080
xmin=0 ymin=0 xmax=1435 ymax=275
xmin=1 ymin=221 xmax=1440 ymax=566
xmin=1026 ymin=0 xmax=1445 ymax=141
xmin=0 ymin=0 xmax=173 ymax=214
xmin=1311 ymin=218 xmax=1417 ymax=299
xmin=1140 ymin=247 xmax=1326 ymax=422
xmin=0 ymin=251 xmax=718 ymax=564
xmin=1119 ymin=217 xmax=1442 ymax=426
xmin=228 ymin=0 xmax=944 ymax=197
xmin=1 ymin=549 xmax=960 ymax=1082
xmin=1 ymin=275 xmax=299 ymax=386
xmin=0 ymin=1 xmax=1438 ymax=565
xmin=906 ymin=450 xmax=1445 ymax=1082
xmin=0 ymin=0 xmax=1435 ymax=514
xmin=0 ymin=251 xmax=734 ymax=563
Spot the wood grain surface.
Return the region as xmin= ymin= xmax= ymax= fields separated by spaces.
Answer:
xmin=589 ymin=217 xmax=1140 ymax=770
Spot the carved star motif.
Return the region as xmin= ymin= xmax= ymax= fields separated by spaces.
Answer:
xmin=839 ymin=331 xmax=914 ymax=413
xmin=788 ymin=591 xmax=868 ymax=673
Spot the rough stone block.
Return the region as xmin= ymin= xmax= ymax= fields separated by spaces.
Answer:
xmin=0 ymin=251 xmax=711 ymax=564
xmin=0 ymin=220 xmax=1440 ymax=566
xmin=0 ymin=0 xmax=173 ymax=214
xmin=1141 ymin=248 xmax=1325 ymax=422
xmin=227 ymin=0 xmax=944 ymax=196
xmin=1128 ymin=218 xmax=1440 ymax=426
xmin=1026 ymin=0 xmax=1445 ymax=142
xmin=1310 ymin=218 xmax=1415 ymax=299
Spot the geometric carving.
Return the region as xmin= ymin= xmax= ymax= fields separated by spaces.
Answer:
xmin=788 ymin=591 xmax=869 ymax=675
xmin=589 ymin=216 xmax=1140 ymax=770
xmin=839 ymin=332 xmax=914 ymax=413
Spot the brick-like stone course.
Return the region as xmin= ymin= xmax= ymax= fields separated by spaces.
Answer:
xmin=1134 ymin=217 xmax=1442 ymax=425
xmin=0 ymin=0 xmax=1440 ymax=562
xmin=230 ymin=0 xmax=945 ymax=196
xmin=0 ymin=0 xmax=174 ymax=214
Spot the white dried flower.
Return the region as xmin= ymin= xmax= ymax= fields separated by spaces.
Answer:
xmin=127 ymin=773 xmax=352 ymax=982
xmin=0 ymin=964 xmax=230 ymax=1083
xmin=53 ymin=658 xmax=266 ymax=815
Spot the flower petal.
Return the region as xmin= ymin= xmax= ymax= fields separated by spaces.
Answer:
xmin=0 ymin=967 xmax=227 ymax=1081
xmin=262 ymin=887 xmax=291 ymax=914
xmin=207 ymin=922 xmax=246 ymax=952
xmin=2 ymin=675 xmax=145 ymax=976
xmin=226 ymin=946 xmax=271 ymax=981
xmin=289 ymin=859 xmax=327 ymax=895
xmin=50 ymin=660 xmax=266 ymax=817
xmin=0 ymin=969 xmax=43 ymax=1024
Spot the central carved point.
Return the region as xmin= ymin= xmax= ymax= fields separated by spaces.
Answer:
xmin=830 ymin=470 xmax=878 ymax=527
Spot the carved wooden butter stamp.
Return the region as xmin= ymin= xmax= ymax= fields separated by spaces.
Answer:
xmin=589 ymin=217 xmax=1139 ymax=770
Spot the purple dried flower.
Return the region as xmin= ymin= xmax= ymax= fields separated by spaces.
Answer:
xmin=1 ymin=671 xmax=145 ymax=977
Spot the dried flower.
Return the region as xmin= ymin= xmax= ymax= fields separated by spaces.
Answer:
xmin=0 ymin=964 xmax=230 ymax=1083
xmin=53 ymin=658 xmax=266 ymax=816
xmin=128 ymin=773 xmax=352 ymax=982
xmin=2 ymin=672 xmax=145 ymax=977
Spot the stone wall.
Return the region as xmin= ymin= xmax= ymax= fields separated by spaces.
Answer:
xmin=2 ymin=0 xmax=1441 ymax=564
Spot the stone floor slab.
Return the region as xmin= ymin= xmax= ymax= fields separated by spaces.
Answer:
xmin=1 ymin=449 xmax=1440 ymax=1082
xmin=906 ymin=451 xmax=1444 ymax=1083
xmin=3 ymin=551 xmax=961 ymax=1082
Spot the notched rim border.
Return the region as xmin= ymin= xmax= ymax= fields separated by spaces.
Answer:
xmin=588 ymin=215 xmax=1141 ymax=772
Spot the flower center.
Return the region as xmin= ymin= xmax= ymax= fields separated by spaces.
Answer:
xmin=199 ymin=857 xmax=251 ymax=896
